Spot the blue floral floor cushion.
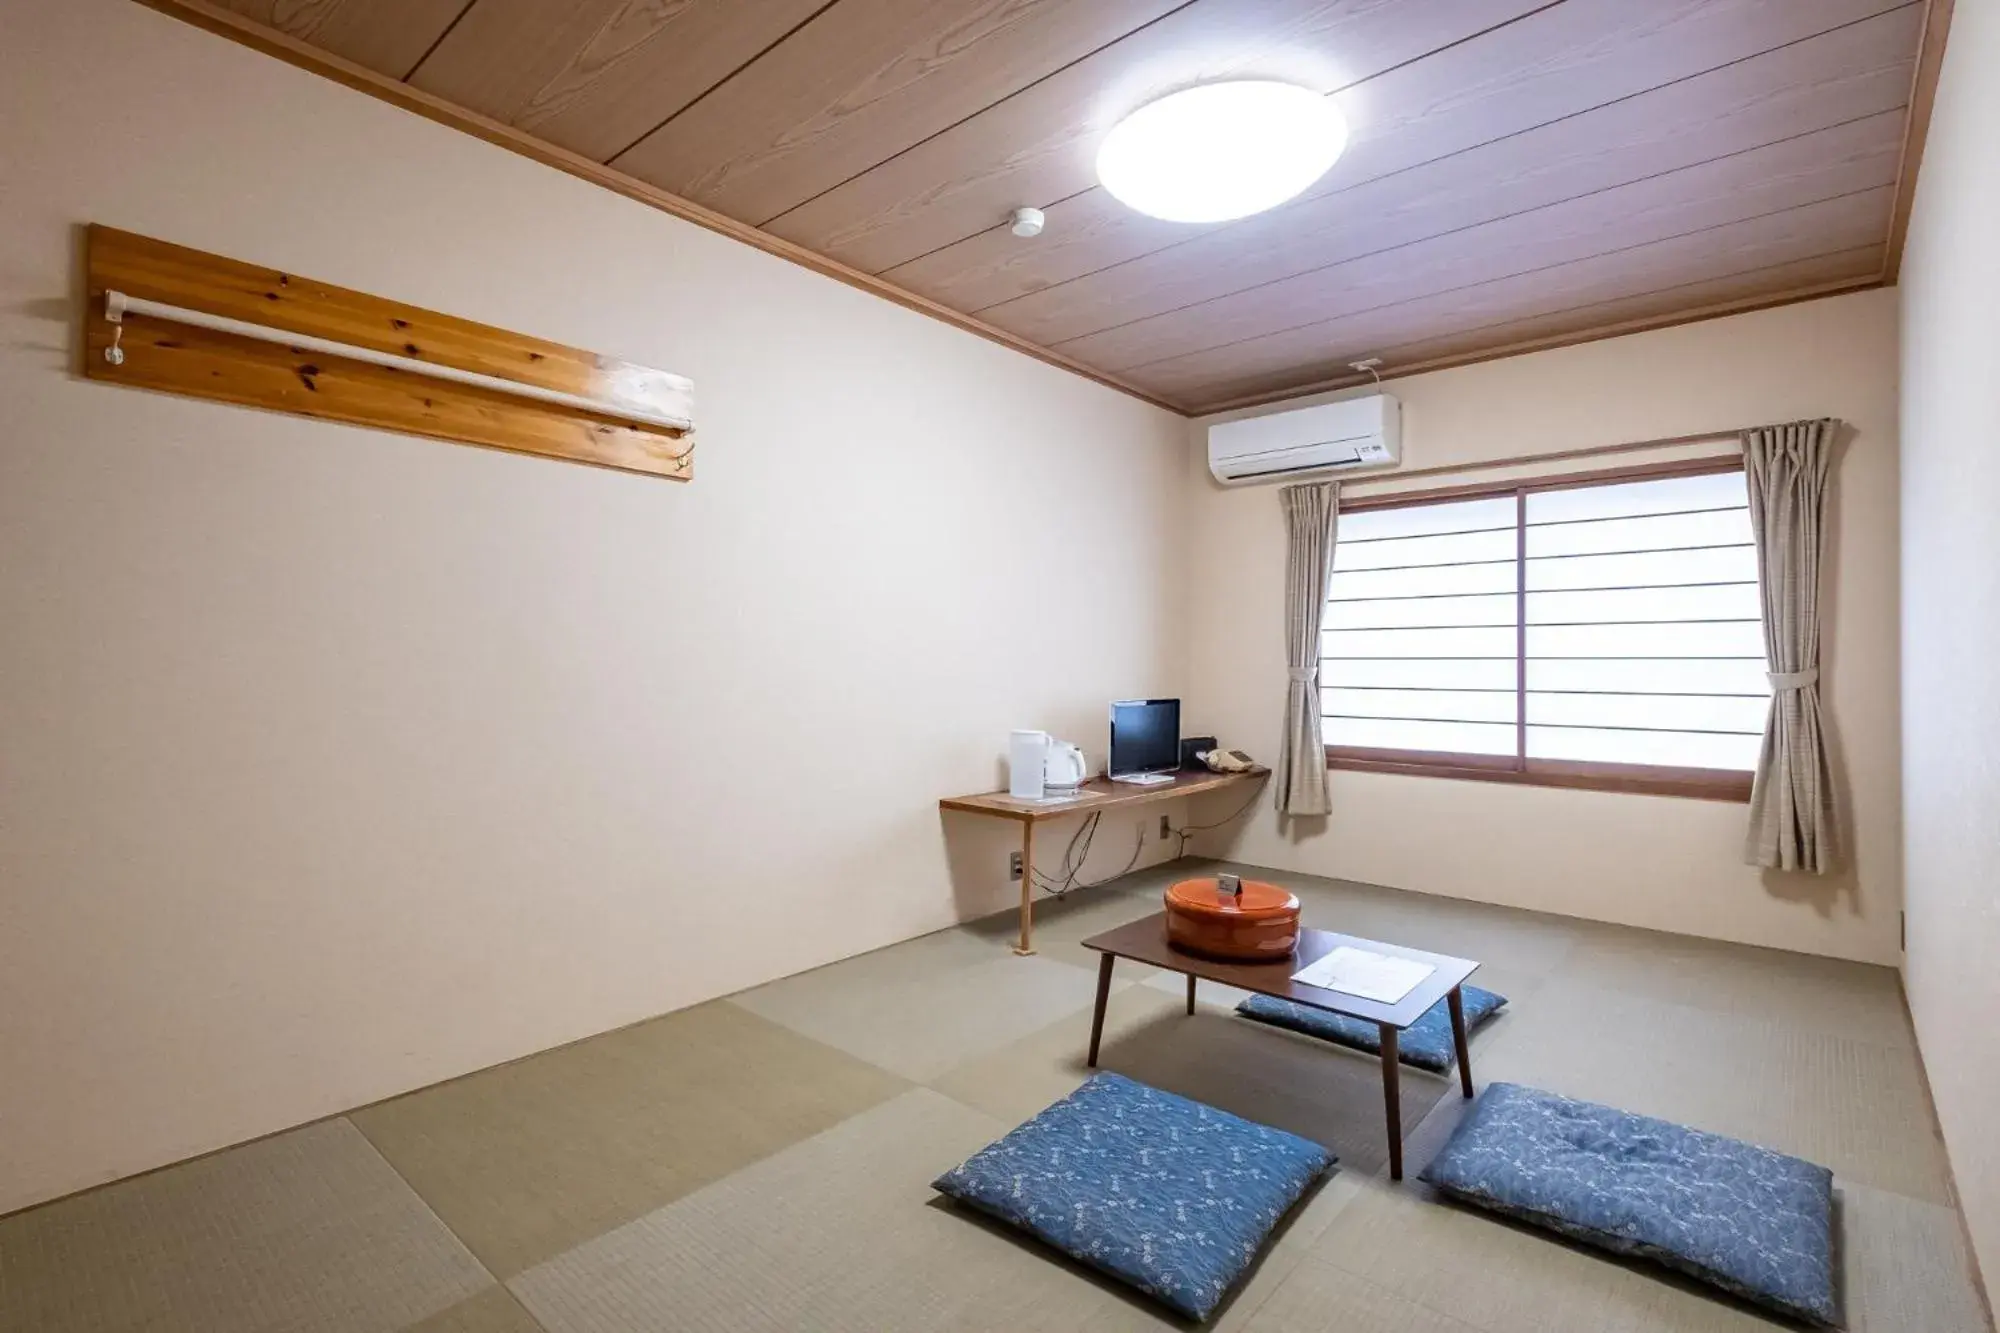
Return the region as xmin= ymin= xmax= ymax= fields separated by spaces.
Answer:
xmin=1235 ymin=984 xmax=1506 ymax=1072
xmin=1422 ymin=1083 xmax=1839 ymax=1326
xmin=931 ymin=1072 xmax=1333 ymax=1321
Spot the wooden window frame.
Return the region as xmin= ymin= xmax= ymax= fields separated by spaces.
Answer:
xmin=1323 ymin=455 xmax=1757 ymax=803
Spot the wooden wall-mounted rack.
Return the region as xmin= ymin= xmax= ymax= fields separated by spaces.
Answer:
xmin=84 ymin=225 xmax=696 ymax=481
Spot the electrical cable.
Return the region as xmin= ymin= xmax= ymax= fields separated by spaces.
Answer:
xmin=1034 ymin=811 xmax=1104 ymax=897
xmin=1064 ymin=821 xmax=1147 ymax=893
xmin=1031 ymin=809 xmax=1147 ymax=898
xmin=1027 ymin=772 xmax=1265 ymax=898
xmin=1030 ymin=811 xmax=1097 ymax=896
xmin=1166 ymin=782 xmax=1266 ymax=858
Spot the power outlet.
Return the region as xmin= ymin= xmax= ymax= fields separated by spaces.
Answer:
xmin=1009 ymin=851 xmax=1023 ymax=882
xmin=1159 ymin=815 xmax=1172 ymax=841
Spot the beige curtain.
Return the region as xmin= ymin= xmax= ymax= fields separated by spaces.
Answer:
xmin=1742 ymin=419 xmax=1840 ymax=872
xmin=1277 ymin=481 xmax=1339 ymax=817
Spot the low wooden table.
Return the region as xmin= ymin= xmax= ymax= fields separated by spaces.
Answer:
xmin=938 ymin=770 xmax=1264 ymax=955
xmin=1081 ymin=912 xmax=1480 ymax=1180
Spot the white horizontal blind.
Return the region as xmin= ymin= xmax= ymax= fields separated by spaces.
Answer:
xmin=1524 ymin=471 xmax=1766 ymax=769
xmin=1323 ymin=495 xmax=1520 ymax=757
xmin=1322 ymin=469 xmax=1770 ymax=772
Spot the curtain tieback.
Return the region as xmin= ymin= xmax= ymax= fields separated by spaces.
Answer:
xmin=1768 ymin=668 xmax=1819 ymax=690
xmin=1287 ymin=667 xmax=1317 ymax=685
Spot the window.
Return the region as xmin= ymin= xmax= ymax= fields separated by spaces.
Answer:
xmin=1321 ymin=463 xmax=1767 ymax=800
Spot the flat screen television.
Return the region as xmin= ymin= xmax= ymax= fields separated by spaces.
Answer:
xmin=1108 ymin=699 xmax=1181 ymax=783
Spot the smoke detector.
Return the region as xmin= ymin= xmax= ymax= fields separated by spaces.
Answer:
xmin=1009 ymin=207 xmax=1045 ymax=238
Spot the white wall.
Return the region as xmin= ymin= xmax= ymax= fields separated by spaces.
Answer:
xmin=0 ymin=0 xmax=1187 ymax=1214
xmin=1899 ymin=0 xmax=2000 ymax=1292
xmin=1186 ymin=289 xmax=1903 ymax=964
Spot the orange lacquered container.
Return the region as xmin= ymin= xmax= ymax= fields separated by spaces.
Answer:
xmin=1164 ymin=878 xmax=1301 ymax=962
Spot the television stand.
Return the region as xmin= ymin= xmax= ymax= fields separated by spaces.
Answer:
xmin=1108 ymin=772 xmax=1176 ymax=786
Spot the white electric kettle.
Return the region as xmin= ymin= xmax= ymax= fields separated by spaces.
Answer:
xmin=1044 ymin=740 xmax=1089 ymax=792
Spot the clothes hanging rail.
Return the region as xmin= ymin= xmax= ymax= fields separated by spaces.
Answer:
xmin=103 ymin=290 xmax=693 ymax=433
xmin=85 ymin=225 xmax=696 ymax=481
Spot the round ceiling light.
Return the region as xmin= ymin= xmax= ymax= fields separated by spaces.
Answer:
xmin=1096 ymin=81 xmax=1348 ymax=224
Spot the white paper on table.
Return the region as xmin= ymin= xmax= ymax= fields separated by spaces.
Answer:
xmin=1291 ymin=946 xmax=1435 ymax=1004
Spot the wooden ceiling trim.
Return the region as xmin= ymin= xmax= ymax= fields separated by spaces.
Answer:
xmin=970 ymin=6 xmax=1921 ymax=346
xmin=759 ymin=0 xmax=1553 ymax=273
xmin=212 ymin=0 xmax=473 ymax=78
xmin=769 ymin=0 xmax=1903 ymax=277
xmin=1131 ymin=187 xmax=1894 ymax=398
xmin=405 ymin=0 xmax=834 ymax=162
xmin=1198 ymin=264 xmax=1886 ymax=413
xmin=1066 ymin=114 xmax=1904 ymax=374
xmin=1884 ymin=0 xmax=1955 ymax=278
xmin=607 ymin=0 xmax=1193 ymax=227
xmin=133 ymin=0 xmax=1190 ymax=414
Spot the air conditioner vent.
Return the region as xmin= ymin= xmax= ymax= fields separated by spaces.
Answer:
xmin=1205 ymin=394 xmax=1401 ymax=486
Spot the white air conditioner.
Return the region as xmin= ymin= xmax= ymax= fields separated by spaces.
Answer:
xmin=1206 ymin=393 xmax=1401 ymax=486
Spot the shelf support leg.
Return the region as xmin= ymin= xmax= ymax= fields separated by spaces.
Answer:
xmin=1014 ymin=820 xmax=1036 ymax=956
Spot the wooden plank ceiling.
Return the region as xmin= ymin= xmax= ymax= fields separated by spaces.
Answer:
xmin=199 ymin=0 xmax=1931 ymax=414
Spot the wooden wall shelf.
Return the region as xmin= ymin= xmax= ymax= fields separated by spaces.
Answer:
xmin=83 ymin=225 xmax=696 ymax=480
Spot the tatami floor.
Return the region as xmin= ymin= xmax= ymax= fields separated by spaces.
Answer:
xmin=1 ymin=862 xmax=1990 ymax=1333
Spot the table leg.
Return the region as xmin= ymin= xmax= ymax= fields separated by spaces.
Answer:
xmin=1447 ymin=985 xmax=1474 ymax=1099
xmin=1013 ymin=820 xmax=1036 ymax=956
xmin=1087 ymin=953 xmax=1116 ymax=1067
xmin=1186 ymin=973 xmax=1196 ymax=1015
xmin=1380 ymin=1025 xmax=1403 ymax=1182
